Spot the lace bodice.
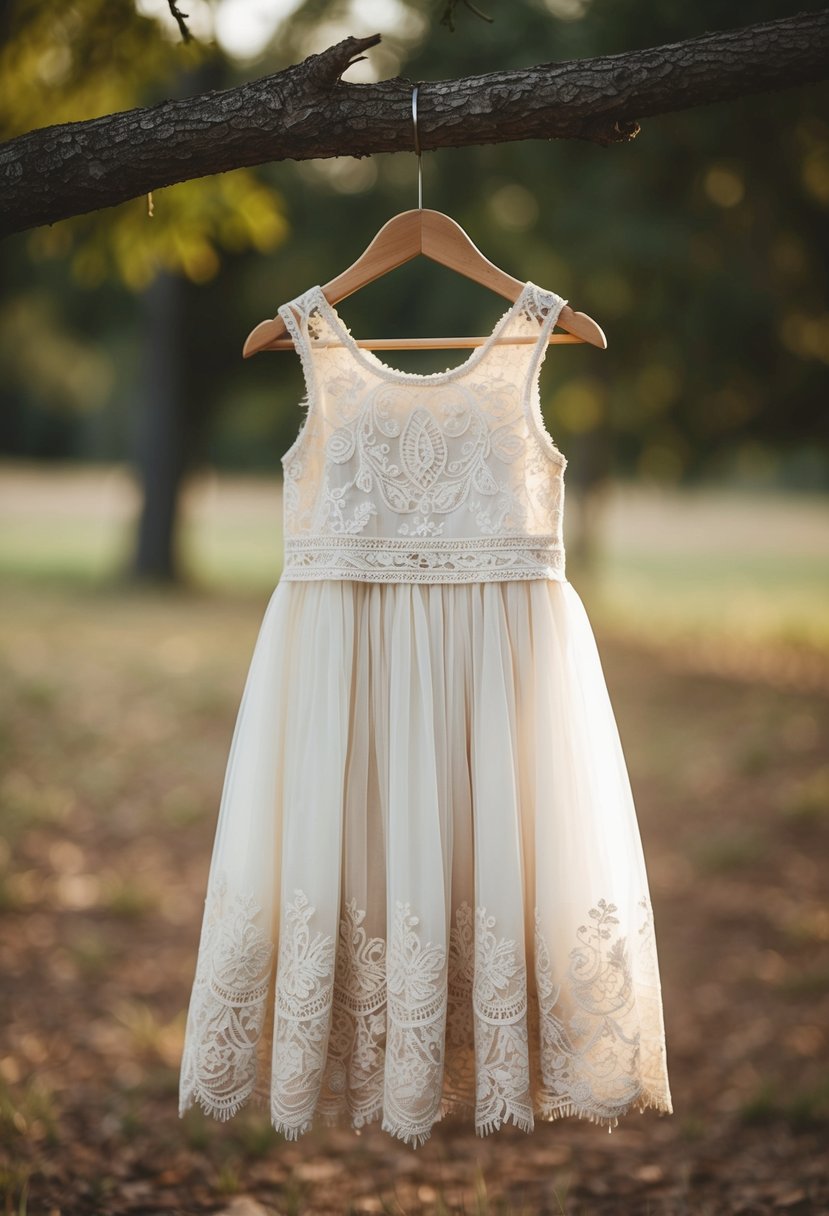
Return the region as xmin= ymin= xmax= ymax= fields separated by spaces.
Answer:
xmin=276 ymin=281 xmax=570 ymax=584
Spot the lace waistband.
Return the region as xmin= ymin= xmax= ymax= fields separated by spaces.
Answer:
xmin=280 ymin=534 xmax=566 ymax=584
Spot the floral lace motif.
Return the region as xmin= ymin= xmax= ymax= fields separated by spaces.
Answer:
xmin=179 ymin=873 xmax=673 ymax=1146
xmin=178 ymin=873 xmax=274 ymax=1121
xmin=318 ymin=899 xmax=386 ymax=1129
xmin=448 ymin=904 xmax=534 ymax=1135
xmin=532 ymin=897 xmax=671 ymax=1124
xmin=382 ymin=903 xmax=448 ymax=1146
xmin=276 ymin=282 xmax=569 ymax=585
xmin=269 ymin=890 xmax=338 ymax=1138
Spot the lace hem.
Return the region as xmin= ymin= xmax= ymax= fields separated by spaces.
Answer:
xmin=179 ymin=878 xmax=673 ymax=1148
xmin=280 ymin=535 xmax=566 ymax=584
xmin=180 ymin=1083 xmax=672 ymax=1145
xmin=177 ymin=874 xmax=275 ymax=1123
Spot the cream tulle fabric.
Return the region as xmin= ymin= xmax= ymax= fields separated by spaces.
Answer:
xmin=178 ymin=283 xmax=673 ymax=1148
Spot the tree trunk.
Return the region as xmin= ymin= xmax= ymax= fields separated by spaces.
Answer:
xmin=2 ymin=10 xmax=828 ymax=236
xmin=130 ymin=267 xmax=188 ymax=583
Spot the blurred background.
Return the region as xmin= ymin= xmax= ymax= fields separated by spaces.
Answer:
xmin=1 ymin=0 xmax=828 ymax=1212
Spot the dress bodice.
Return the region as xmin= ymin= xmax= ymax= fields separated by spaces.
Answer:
xmin=276 ymin=281 xmax=570 ymax=584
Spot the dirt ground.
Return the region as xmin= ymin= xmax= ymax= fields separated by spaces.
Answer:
xmin=1 ymin=583 xmax=827 ymax=1215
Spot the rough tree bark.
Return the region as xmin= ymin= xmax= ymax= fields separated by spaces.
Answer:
xmin=2 ymin=9 xmax=828 ymax=237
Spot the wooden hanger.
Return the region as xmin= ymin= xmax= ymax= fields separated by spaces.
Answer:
xmin=242 ymin=88 xmax=607 ymax=359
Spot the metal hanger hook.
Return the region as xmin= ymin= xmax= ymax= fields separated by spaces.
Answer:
xmin=411 ymin=84 xmax=423 ymax=210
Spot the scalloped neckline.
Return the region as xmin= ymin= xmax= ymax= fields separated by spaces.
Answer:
xmin=309 ymin=282 xmax=535 ymax=385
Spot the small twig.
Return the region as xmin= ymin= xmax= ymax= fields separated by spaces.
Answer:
xmin=305 ymin=33 xmax=383 ymax=87
xmin=167 ymin=0 xmax=192 ymax=43
xmin=440 ymin=0 xmax=494 ymax=32
xmin=461 ymin=0 xmax=494 ymax=23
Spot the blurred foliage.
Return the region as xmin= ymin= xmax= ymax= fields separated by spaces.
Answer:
xmin=263 ymin=0 xmax=829 ymax=489
xmin=0 ymin=0 xmax=287 ymax=288
xmin=0 ymin=0 xmax=827 ymax=488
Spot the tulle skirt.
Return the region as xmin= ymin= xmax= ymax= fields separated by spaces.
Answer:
xmin=178 ymin=577 xmax=673 ymax=1148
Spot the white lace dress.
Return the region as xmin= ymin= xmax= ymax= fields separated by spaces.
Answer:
xmin=178 ymin=282 xmax=673 ymax=1148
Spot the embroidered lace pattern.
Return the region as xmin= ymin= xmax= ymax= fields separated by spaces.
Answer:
xmin=318 ymin=899 xmax=386 ymax=1130
xmin=269 ymin=890 xmax=337 ymax=1137
xmin=282 ymin=534 xmax=565 ymax=583
xmin=276 ymin=282 xmax=570 ymax=585
xmin=531 ymin=898 xmax=670 ymax=1124
xmin=381 ymin=902 xmax=448 ymax=1145
xmin=178 ymin=873 xmax=275 ymax=1121
xmin=179 ymin=871 xmax=673 ymax=1146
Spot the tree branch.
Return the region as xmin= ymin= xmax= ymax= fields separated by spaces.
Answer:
xmin=2 ymin=11 xmax=828 ymax=237
xmin=167 ymin=0 xmax=193 ymax=43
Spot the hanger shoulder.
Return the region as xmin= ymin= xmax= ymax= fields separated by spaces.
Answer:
xmin=242 ymin=209 xmax=424 ymax=358
xmin=558 ymin=305 xmax=607 ymax=349
xmin=241 ymin=206 xmax=608 ymax=356
xmin=419 ymin=209 xmax=525 ymax=299
xmin=320 ymin=209 xmax=423 ymax=302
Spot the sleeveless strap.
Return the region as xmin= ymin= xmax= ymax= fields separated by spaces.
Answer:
xmin=516 ymin=284 xmax=568 ymax=403
xmin=523 ymin=282 xmax=568 ymax=333
xmin=277 ymin=288 xmax=322 ymax=400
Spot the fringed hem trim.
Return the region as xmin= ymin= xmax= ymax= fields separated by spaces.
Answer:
xmin=178 ymin=1088 xmax=673 ymax=1145
xmin=319 ymin=1101 xmax=385 ymax=1131
xmin=380 ymin=1116 xmax=433 ymax=1150
xmin=179 ymin=1081 xmax=280 ymax=1124
xmin=179 ymin=1089 xmax=260 ymax=1123
xmin=475 ymin=1106 xmax=535 ymax=1138
xmin=537 ymin=1091 xmax=675 ymax=1132
xmin=271 ymin=1117 xmax=312 ymax=1142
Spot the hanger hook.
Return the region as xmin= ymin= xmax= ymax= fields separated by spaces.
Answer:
xmin=411 ymin=83 xmax=423 ymax=210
